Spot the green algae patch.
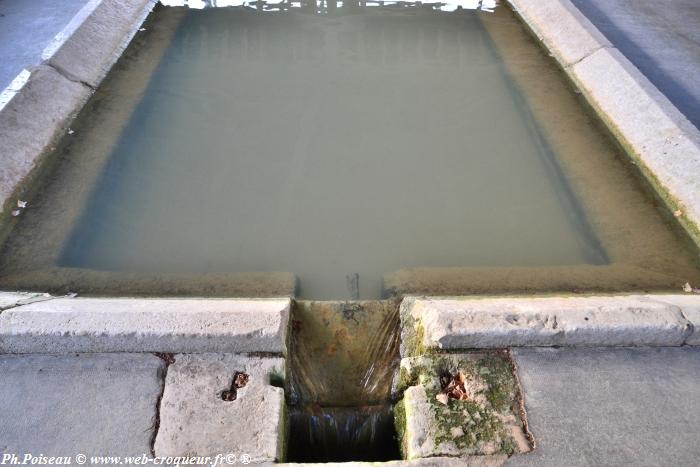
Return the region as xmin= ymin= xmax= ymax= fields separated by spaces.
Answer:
xmin=398 ymin=298 xmax=430 ymax=358
xmin=394 ymin=351 xmax=531 ymax=459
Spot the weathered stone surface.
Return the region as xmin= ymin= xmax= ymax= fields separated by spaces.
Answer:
xmin=0 ymin=353 xmax=164 ymax=457
xmin=0 ymin=65 xmax=91 ymax=214
xmin=0 ymin=297 xmax=290 ymax=354
xmin=507 ymin=347 xmax=700 ymax=466
xmin=0 ymin=291 xmax=49 ymax=310
xmin=401 ymin=296 xmax=696 ymax=353
xmin=154 ymin=354 xmax=286 ymax=463
xmin=507 ymin=0 xmax=611 ymax=67
xmin=395 ymin=353 xmax=530 ymax=460
xmin=683 ymin=307 xmax=700 ymax=346
xmin=569 ymin=47 xmax=700 ymax=238
xmin=45 ymin=0 xmax=156 ymax=88
xmin=653 ymin=294 xmax=700 ymax=346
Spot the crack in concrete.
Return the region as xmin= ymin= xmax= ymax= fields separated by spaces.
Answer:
xmin=45 ymin=62 xmax=95 ymax=91
xmin=0 ymin=294 xmax=58 ymax=316
xmin=677 ymin=309 xmax=696 ymax=345
xmin=565 ymin=44 xmax=613 ymax=69
xmin=150 ymin=353 xmax=174 ymax=457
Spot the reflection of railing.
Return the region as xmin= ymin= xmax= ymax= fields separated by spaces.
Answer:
xmin=161 ymin=0 xmax=499 ymax=13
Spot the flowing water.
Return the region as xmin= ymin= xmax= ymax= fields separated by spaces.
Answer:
xmin=287 ymin=300 xmax=401 ymax=462
xmin=0 ymin=4 xmax=699 ymax=298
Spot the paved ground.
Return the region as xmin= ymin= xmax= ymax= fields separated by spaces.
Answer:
xmin=0 ymin=353 xmax=164 ymax=458
xmin=0 ymin=0 xmax=87 ymax=91
xmin=507 ymin=347 xmax=700 ymax=466
xmin=571 ymin=0 xmax=700 ymax=130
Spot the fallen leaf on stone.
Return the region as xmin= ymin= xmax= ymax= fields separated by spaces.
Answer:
xmin=439 ymin=370 xmax=470 ymax=401
xmin=436 ymin=393 xmax=449 ymax=405
xmin=683 ymin=282 xmax=693 ymax=293
xmin=233 ymin=371 xmax=249 ymax=389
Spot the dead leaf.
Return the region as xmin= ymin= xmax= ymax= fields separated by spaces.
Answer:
xmin=233 ymin=371 xmax=249 ymax=389
xmin=674 ymin=210 xmax=683 ymax=217
xmin=436 ymin=393 xmax=449 ymax=405
xmin=683 ymin=282 xmax=693 ymax=293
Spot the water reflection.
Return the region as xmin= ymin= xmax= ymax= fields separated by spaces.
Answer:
xmin=161 ymin=0 xmax=499 ymax=13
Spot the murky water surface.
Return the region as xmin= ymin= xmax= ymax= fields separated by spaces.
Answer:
xmin=1 ymin=4 xmax=698 ymax=298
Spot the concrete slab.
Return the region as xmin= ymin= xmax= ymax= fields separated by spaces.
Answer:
xmin=0 ymin=297 xmax=291 ymax=354
xmin=0 ymin=353 xmax=164 ymax=457
xmin=570 ymin=0 xmax=700 ymax=129
xmin=154 ymin=353 xmax=286 ymax=463
xmin=0 ymin=0 xmax=88 ymax=91
xmin=400 ymin=295 xmax=698 ymax=354
xmin=507 ymin=347 xmax=700 ymax=466
xmin=45 ymin=0 xmax=156 ymax=88
xmin=0 ymin=64 xmax=91 ymax=214
xmin=507 ymin=0 xmax=611 ymax=67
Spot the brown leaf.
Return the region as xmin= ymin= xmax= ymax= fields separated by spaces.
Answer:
xmin=233 ymin=371 xmax=249 ymax=389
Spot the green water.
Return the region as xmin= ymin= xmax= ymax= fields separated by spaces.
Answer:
xmin=1 ymin=5 xmax=699 ymax=299
xmin=60 ymin=8 xmax=602 ymax=298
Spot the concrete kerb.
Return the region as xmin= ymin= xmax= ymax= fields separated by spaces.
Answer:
xmin=401 ymin=295 xmax=700 ymax=353
xmin=507 ymin=0 xmax=700 ymax=247
xmin=0 ymin=0 xmax=156 ymax=217
xmin=43 ymin=0 xmax=157 ymax=88
xmin=0 ymin=295 xmax=291 ymax=354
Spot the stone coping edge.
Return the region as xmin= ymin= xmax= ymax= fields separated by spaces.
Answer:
xmin=507 ymin=0 xmax=700 ymax=247
xmin=4 ymin=292 xmax=696 ymax=354
xmin=0 ymin=294 xmax=291 ymax=354
xmin=0 ymin=0 xmax=156 ymax=217
xmin=401 ymin=295 xmax=700 ymax=354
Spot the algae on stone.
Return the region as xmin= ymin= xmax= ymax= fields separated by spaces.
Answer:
xmin=394 ymin=351 xmax=531 ymax=459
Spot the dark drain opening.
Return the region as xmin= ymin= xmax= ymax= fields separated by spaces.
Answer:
xmin=287 ymin=404 xmax=401 ymax=463
xmin=286 ymin=300 xmax=402 ymax=462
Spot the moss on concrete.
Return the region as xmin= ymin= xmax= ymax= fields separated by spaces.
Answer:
xmin=395 ymin=351 xmax=530 ymax=458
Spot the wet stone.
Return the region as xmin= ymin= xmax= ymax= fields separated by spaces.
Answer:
xmin=154 ymin=354 xmax=286 ymax=463
xmin=394 ymin=352 xmax=531 ymax=460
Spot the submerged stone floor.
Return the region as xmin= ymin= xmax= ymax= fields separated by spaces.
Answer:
xmin=1 ymin=347 xmax=699 ymax=464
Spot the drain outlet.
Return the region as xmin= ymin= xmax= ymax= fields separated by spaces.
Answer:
xmin=286 ymin=300 xmax=401 ymax=462
xmin=287 ymin=404 xmax=400 ymax=462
